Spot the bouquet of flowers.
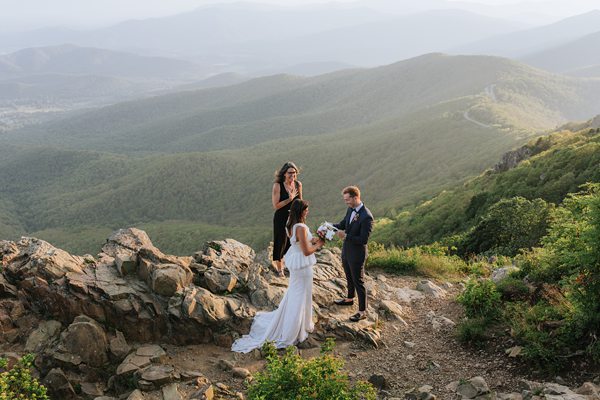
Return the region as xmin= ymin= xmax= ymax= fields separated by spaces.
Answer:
xmin=316 ymin=221 xmax=339 ymax=241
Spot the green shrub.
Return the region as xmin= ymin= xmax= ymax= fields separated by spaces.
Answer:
xmin=495 ymin=277 xmax=530 ymax=301
xmin=457 ymin=280 xmax=501 ymax=319
xmin=458 ymin=197 xmax=552 ymax=257
xmin=0 ymin=354 xmax=49 ymax=400
xmin=367 ymin=242 xmax=469 ymax=278
xmin=456 ymin=317 xmax=489 ymax=345
xmin=247 ymin=340 xmax=376 ymax=400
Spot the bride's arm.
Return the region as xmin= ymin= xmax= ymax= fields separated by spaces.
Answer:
xmin=297 ymin=226 xmax=323 ymax=256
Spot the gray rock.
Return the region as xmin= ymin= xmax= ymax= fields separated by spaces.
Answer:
xmin=204 ymin=268 xmax=238 ymax=293
xmin=379 ymin=300 xmax=407 ymax=324
xmin=457 ymin=377 xmax=490 ymax=399
xmin=135 ymin=344 xmax=166 ymax=362
xmin=395 ymin=287 xmax=425 ymax=303
xmin=497 ymin=394 xmax=522 ymax=400
xmin=25 ymin=320 xmax=62 ymax=352
xmin=416 ymin=280 xmax=447 ymax=298
xmin=162 ymin=383 xmax=183 ymax=400
xmin=368 ymin=374 xmax=388 ymax=390
xmin=232 ymin=367 xmax=251 ymax=379
xmin=151 ymin=263 xmax=192 ymax=297
xmin=55 ymin=316 xmax=109 ymax=367
xmin=139 ymin=364 xmax=177 ymax=386
xmin=109 ymin=330 xmax=131 ymax=361
xmin=218 ymin=359 xmax=235 ymax=371
xmin=116 ymin=353 xmax=152 ymax=376
xmin=80 ymin=381 xmax=104 ymax=397
xmin=126 ymin=389 xmax=145 ymax=400
xmin=575 ymin=382 xmax=600 ymax=396
xmin=43 ymin=368 xmax=77 ymax=400
xmin=491 ymin=266 xmax=519 ymax=283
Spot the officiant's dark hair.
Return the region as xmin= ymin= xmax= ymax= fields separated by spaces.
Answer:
xmin=286 ymin=199 xmax=309 ymax=236
xmin=274 ymin=161 xmax=300 ymax=183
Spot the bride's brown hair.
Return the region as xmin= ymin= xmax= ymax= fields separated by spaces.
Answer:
xmin=286 ymin=199 xmax=309 ymax=237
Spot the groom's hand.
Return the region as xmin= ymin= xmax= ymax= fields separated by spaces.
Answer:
xmin=336 ymin=231 xmax=346 ymax=239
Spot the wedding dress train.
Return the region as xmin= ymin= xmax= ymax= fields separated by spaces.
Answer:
xmin=232 ymin=223 xmax=315 ymax=353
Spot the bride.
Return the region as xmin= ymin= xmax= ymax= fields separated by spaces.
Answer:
xmin=232 ymin=199 xmax=324 ymax=353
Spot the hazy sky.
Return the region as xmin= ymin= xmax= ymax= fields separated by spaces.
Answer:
xmin=0 ymin=0 xmax=598 ymax=31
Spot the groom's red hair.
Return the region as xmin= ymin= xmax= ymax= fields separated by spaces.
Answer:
xmin=342 ymin=186 xmax=360 ymax=198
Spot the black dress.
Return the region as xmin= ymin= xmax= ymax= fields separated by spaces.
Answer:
xmin=273 ymin=181 xmax=299 ymax=262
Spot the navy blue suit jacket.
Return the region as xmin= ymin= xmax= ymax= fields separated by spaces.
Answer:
xmin=334 ymin=205 xmax=374 ymax=265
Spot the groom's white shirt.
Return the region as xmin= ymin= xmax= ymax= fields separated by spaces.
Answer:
xmin=349 ymin=202 xmax=363 ymax=224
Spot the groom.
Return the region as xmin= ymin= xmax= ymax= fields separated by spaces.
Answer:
xmin=333 ymin=186 xmax=374 ymax=322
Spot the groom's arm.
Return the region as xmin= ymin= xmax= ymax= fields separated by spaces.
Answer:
xmin=345 ymin=215 xmax=373 ymax=246
xmin=333 ymin=215 xmax=346 ymax=231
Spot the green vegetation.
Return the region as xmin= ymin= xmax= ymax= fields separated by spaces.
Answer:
xmin=457 ymin=197 xmax=553 ymax=256
xmin=0 ymin=354 xmax=49 ymax=400
xmin=366 ymin=242 xmax=486 ymax=279
xmin=2 ymin=55 xmax=600 ymax=256
xmin=457 ymin=279 xmax=502 ymax=319
xmin=455 ymin=184 xmax=600 ymax=369
xmin=374 ymin=126 xmax=600 ymax=253
xmin=247 ymin=340 xmax=376 ymax=400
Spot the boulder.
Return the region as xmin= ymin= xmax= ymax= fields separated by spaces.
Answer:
xmin=162 ymin=383 xmax=183 ymax=400
xmin=151 ymin=264 xmax=192 ymax=297
xmin=137 ymin=364 xmax=179 ymax=388
xmin=43 ymin=368 xmax=78 ymax=400
xmin=416 ymin=280 xmax=447 ymax=298
xmin=25 ymin=320 xmax=62 ymax=352
xmin=52 ymin=316 xmax=109 ymax=368
xmin=457 ymin=377 xmax=490 ymax=399
xmin=109 ymin=330 xmax=131 ymax=361
xmin=4 ymin=237 xmax=85 ymax=281
xmin=491 ymin=266 xmax=519 ymax=283
xmin=203 ymin=268 xmax=238 ymax=293
xmin=379 ymin=300 xmax=407 ymax=324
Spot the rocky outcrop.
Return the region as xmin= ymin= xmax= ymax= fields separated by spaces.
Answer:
xmin=0 ymin=228 xmax=430 ymax=398
xmin=494 ymin=146 xmax=533 ymax=172
xmin=444 ymin=376 xmax=600 ymax=400
xmin=0 ymin=228 xmax=416 ymax=349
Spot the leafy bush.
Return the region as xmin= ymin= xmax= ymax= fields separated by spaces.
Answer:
xmin=458 ymin=197 xmax=552 ymax=257
xmin=0 ymin=354 xmax=49 ymax=399
xmin=473 ymin=184 xmax=600 ymax=368
xmin=457 ymin=280 xmax=501 ymax=319
xmin=495 ymin=277 xmax=530 ymax=301
xmin=247 ymin=339 xmax=376 ymax=400
xmin=367 ymin=242 xmax=468 ymax=278
xmin=456 ymin=317 xmax=489 ymax=345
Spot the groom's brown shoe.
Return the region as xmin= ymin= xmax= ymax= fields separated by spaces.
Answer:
xmin=349 ymin=312 xmax=367 ymax=322
xmin=334 ymin=298 xmax=354 ymax=306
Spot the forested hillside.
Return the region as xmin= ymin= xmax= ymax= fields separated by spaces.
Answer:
xmin=2 ymin=54 xmax=600 ymax=254
xmin=373 ymin=118 xmax=600 ymax=252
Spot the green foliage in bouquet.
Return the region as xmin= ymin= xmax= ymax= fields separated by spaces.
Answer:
xmin=247 ymin=339 xmax=376 ymax=400
xmin=0 ymin=354 xmax=49 ymax=400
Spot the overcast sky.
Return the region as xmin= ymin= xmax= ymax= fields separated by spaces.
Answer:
xmin=0 ymin=0 xmax=598 ymax=31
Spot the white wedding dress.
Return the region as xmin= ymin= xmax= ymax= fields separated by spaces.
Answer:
xmin=232 ymin=223 xmax=316 ymax=353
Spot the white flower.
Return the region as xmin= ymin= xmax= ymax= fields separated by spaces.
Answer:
xmin=317 ymin=221 xmax=338 ymax=241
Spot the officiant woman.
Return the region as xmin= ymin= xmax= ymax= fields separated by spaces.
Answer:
xmin=272 ymin=162 xmax=303 ymax=277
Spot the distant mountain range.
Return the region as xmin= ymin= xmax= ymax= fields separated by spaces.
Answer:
xmin=520 ymin=31 xmax=600 ymax=76
xmin=0 ymin=4 xmax=527 ymax=73
xmin=2 ymin=53 xmax=600 ymax=254
xmin=0 ymin=44 xmax=205 ymax=80
xmin=455 ymin=9 xmax=600 ymax=57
